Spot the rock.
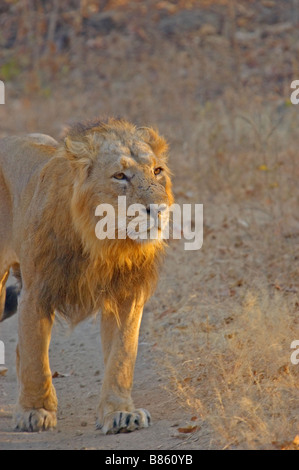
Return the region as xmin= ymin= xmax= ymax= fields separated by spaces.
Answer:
xmin=263 ymin=21 xmax=293 ymax=35
xmin=159 ymin=9 xmax=222 ymax=36
xmin=199 ymin=24 xmax=218 ymax=36
xmin=84 ymin=11 xmax=125 ymax=35
xmin=235 ymin=30 xmax=261 ymax=42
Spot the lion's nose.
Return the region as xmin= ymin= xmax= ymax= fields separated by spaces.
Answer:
xmin=146 ymin=204 xmax=168 ymax=217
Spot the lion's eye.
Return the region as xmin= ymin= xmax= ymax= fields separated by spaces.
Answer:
xmin=154 ymin=167 xmax=163 ymax=176
xmin=113 ymin=172 xmax=127 ymax=180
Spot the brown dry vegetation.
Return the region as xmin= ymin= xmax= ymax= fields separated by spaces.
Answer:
xmin=0 ymin=0 xmax=299 ymax=450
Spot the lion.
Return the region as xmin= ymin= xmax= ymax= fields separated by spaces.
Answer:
xmin=0 ymin=118 xmax=173 ymax=434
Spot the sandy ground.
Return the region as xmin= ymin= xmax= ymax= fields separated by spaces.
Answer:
xmin=0 ymin=251 xmax=211 ymax=451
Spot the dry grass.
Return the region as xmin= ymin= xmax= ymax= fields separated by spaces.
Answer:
xmin=151 ymin=98 xmax=299 ymax=449
xmin=157 ymin=286 xmax=299 ymax=449
xmin=151 ymin=90 xmax=299 ymax=447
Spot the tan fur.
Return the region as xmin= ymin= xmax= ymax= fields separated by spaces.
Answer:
xmin=0 ymin=119 xmax=173 ymax=433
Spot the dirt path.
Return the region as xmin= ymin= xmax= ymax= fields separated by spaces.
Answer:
xmin=0 ymin=281 xmax=209 ymax=450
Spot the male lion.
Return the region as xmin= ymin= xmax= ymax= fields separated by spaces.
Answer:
xmin=0 ymin=118 xmax=173 ymax=434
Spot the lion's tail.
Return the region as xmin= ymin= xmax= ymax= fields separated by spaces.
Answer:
xmin=0 ymin=266 xmax=22 ymax=323
xmin=1 ymin=285 xmax=20 ymax=322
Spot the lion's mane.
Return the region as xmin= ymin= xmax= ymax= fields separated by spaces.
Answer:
xmin=28 ymin=119 xmax=173 ymax=324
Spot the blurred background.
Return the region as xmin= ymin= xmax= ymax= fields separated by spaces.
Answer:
xmin=0 ymin=0 xmax=299 ymax=203
xmin=1 ymin=0 xmax=299 ymax=449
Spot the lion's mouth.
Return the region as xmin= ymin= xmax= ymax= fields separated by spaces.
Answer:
xmin=97 ymin=208 xmax=169 ymax=242
xmin=126 ymin=225 xmax=163 ymax=242
xmin=125 ymin=213 xmax=168 ymax=242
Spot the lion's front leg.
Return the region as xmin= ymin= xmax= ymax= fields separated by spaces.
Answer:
xmin=97 ymin=296 xmax=151 ymax=434
xmin=14 ymin=289 xmax=57 ymax=432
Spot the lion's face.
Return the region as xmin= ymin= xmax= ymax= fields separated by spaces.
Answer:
xmin=64 ymin=119 xmax=173 ymax=247
xmin=94 ymin=135 xmax=172 ymax=242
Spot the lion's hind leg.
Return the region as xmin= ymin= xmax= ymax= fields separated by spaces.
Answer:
xmin=0 ymin=167 xmax=19 ymax=322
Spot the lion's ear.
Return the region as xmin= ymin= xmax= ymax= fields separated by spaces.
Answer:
xmin=64 ymin=136 xmax=95 ymax=167
xmin=137 ymin=127 xmax=169 ymax=159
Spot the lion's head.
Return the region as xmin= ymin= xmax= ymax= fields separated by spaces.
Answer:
xmin=62 ymin=118 xmax=174 ymax=258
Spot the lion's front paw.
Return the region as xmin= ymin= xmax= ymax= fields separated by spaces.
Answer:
xmin=96 ymin=408 xmax=151 ymax=434
xmin=14 ymin=407 xmax=57 ymax=432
